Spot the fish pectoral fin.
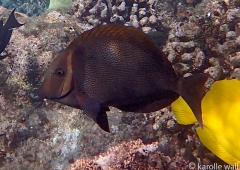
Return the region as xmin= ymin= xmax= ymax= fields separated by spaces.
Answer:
xmin=74 ymin=90 xmax=110 ymax=132
xmin=74 ymin=90 xmax=100 ymax=120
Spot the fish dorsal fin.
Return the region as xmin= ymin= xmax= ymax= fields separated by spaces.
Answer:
xmin=71 ymin=24 xmax=173 ymax=71
xmin=4 ymin=8 xmax=24 ymax=30
xmin=72 ymin=24 xmax=163 ymax=54
xmin=75 ymin=24 xmax=140 ymax=43
xmin=74 ymin=90 xmax=110 ymax=132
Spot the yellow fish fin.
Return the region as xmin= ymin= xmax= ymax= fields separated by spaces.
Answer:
xmin=202 ymin=79 xmax=240 ymax=162
xmin=202 ymin=79 xmax=240 ymax=118
xmin=197 ymin=127 xmax=240 ymax=165
xmin=171 ymin=96 xmax=197 ymax=125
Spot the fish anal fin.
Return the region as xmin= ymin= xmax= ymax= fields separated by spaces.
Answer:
xmin=74 ymin=90 xmax=110 ymax=132
xmin=95 ymin=109 xmax=110 ymax=132
xmin=177 ymin=73 xmax=208 ymax=127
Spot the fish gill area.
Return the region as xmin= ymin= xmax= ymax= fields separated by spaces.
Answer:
xmin=0 ymin=0 xmax=239 ymax=169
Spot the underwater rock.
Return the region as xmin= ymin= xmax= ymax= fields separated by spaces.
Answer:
xmin=204 ymin=66 xmax=223 ymax=80
xmin=193 ymin=48 xmax=206 ymax=70
xmin=226 ymin=8 xmax=240 ymax=21
xmin=118 ymin=2 xmax=126 ymax=12
xmin=236 ymin=36 xmax=240 ymax=45
xmin=149 ymin=15 xmax=157 ymax=24
xmin=231 ymin=68 xmax=240 ymax=79
xmin=181 ymin=53 xmax=195 ymax=62
xmin=226 ymin=31 xmax=237 ymax=41
xmin=129 ymin=14 xmax=139 ymax=27
xmin=138 ymin=8 xmax=146 ymax=18
xmin=220 ymin=24 xmax=230 ymax=34
xmin=139 ymin=17 xmax=148 ymax=26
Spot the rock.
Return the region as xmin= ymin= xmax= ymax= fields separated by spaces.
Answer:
xmin=204 ymin=66 xmax=223 ymax=80
xmin=130 ymin=15 xmax=139 ymax=28
xmin=231 ymin=68 xmax=240 ymax=79
xmin=118 ymin=2 xmax=126 ymax=12
xmin=149 ymin=15 xmax=157 ymax=24
xmin=139 ymin=17 xmax=148 ymax=26
xmin=226 ymin=8 xmax=240 ymax=21
xmin=226 ymin=31 xmax=237 ymax=41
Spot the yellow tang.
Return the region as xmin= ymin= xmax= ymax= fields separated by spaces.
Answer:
xmin=172 ymin=79 xmax=240 ymax=165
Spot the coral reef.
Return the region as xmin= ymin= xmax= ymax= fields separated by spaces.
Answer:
xmin=0 ymin=0 xmax=239 ymax=169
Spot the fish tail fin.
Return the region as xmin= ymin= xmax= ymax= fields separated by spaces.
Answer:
xmin=4 ymin=8 xmax=23 ymax=30
xmin=176 ymin=73 xmax=208 ymax=127
xmin=171 ymin=96 xmax=197 ymax=125
xmin=196 ymin=127 xmax=240 ymax=165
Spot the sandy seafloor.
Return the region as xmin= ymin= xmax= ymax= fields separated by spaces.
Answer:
xmin=0 ymin=0 xmax=239 ymax=169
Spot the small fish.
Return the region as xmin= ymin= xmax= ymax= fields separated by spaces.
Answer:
xmin=38 ymin=24 xmax=208 ymax=132
xmin=0 ymin=8 xmax=24 ymax=59
xmin=172 ymin=79 xmax=240 ymax=165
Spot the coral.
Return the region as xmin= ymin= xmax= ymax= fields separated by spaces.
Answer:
xmin=71 ymin=0 xmax=163 ymax=31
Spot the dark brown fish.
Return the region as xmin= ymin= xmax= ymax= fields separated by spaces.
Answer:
xmin=0 ymin=8 xmax=24 ymax=59
xmin=38 ymin=24 xmax=208 ymax=132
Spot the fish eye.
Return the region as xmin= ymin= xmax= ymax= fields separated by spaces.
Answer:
xmin=54 ymin=68 xmax=65 ymax=77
